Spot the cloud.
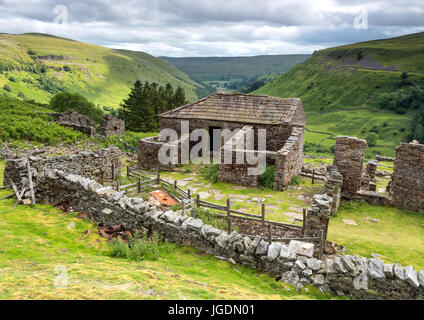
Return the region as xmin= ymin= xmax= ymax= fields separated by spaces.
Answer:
xmin=0 ymin=0 xmax=423 ymax=56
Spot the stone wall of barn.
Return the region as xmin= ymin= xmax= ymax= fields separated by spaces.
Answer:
xmin=137 ymin=136 xmax=179 ymax=172
xmin=389 ymin=142 xmax=424 ymax=214
xmin=273 ymin=126 xmax=305 ymax=190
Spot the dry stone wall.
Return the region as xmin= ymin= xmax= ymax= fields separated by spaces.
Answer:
xmin=3 ymin=147 xmax=122 ymax=192
xmin=390 ymin=142 xmax=424 ymax=214
xmin=18 ymin=168 xmax=424 ymax=300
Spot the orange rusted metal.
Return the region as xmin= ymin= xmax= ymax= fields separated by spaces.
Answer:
xmin=150 ymin=190 xmax=177 ymax=206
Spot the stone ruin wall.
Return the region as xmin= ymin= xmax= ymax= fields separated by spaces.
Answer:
xmin=332 ymin=137 xmax=424 ymax=214
xmin=273 ymin=126 xmax=304 ymax=191
xmin=49 ymin=110 xmax=97 ymax=137
xmin=332 ymin=136 xmax=367 ymax=198
xmin=390 ymin=142 xmax=424 ymax=214
xmin=100 ymin=115 xmax=125 ymax=136
xmin=3 ymin=147 xmax=122 ymax=192
xmin=5 ymin=164 xmax=421 ymax=300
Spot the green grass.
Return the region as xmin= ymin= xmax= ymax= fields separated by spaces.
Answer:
xmin=0 ymin=33 xmax=204 ymax=107
xmin=0 ymin=160 xmax=334 ymax=300
xmin=328 ymin=201 xmax=424 ymax=270
xmin=256 ymin=32 xmax=424 ymax=158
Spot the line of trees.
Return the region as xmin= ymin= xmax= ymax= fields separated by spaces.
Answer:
xmin=118 ymin=81 xmax=186 ymax=132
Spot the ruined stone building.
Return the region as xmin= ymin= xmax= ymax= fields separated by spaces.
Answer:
xmin=100 ymin=114 xmax=125 ymax=136
xmin=332 ymin=136 xmax=424 ymax=214
xmin=138 ymin=93 xmax=305 ymax=190
xmin=49 ymin=110 xmax=96 ymax=137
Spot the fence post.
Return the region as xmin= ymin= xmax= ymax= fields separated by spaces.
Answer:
xmin=111 ymin=163 xmax=115 ymax=180
xmin=196 ymin=194 xmax=200 ymax=207
xmin=174 ymin=180 xmax=177 ymax=189
xmin=138 ymin=177 xmax=142 ymax=193
xmin=261 ymin=203 xmax=265 ymax=229
xmin=312 ymin=170 xmax=315 ymax=184
xmin=156 ymin=173 xmax=160 ymax=184
xmin=302 ymin=208 xmax=307 ymax=236
xmin=226 ymin=198 xmax=232 ymax=234
xmin=116 ymin=180 xmax=120 ymax=192
xmin=182 ymin=200 xmax=185 ymax=215
xmin=126 ymin=166 xmax=130 ymax=177
xmin=319 ymin=230 xmax=324 ymax=260
xmin=187 ymin=189 xmax=191 ymax=199
xmin=267 ymin=224 xmax=272 ymax=243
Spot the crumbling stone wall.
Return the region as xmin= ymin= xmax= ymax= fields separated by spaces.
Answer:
xmin=3 ymin=147 xmax=122 ymax=192
xmin=100 ymin=115 xmax=125 ymax=136
xmin=390 ymin=142 xmax=424 ymax=214
xmin=24 ymin=169 xmax=424 ymax=299
xmin=50 ymin=110 xmax=97 ymax=137
xmin=362 ymin=160 xmax=378 ymax=192
xmin=304 ymin=194 xmax=331 ymax=239
xmin=323 ymin=170 xmax=343 ymax=214
xmin=333 ymin=136 xmax=367 ymax=198
xmin=274 ymin=126 xmax=304 ymax=190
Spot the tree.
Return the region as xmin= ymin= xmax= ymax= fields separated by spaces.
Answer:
xmin=366 ymin=132 xmax=378 ymax=147
xmin=173 ymin=86 xmax=186 ymax=107
xmin=119 ymin=81 xmax=187 ymax=132
xmin=49 ymin=92 xmax=104 ymax=123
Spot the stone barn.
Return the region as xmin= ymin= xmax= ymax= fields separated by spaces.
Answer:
xmin=138 ymin=93 xmax=305 ymax=190
xmin=100 ymin=114 xmax=125 ymax=136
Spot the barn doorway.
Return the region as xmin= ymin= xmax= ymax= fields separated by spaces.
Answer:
xmin=209 ymin=126 xmax=222 ymax=152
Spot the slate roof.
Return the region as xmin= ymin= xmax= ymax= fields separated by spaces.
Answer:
xmin=159 ymin=93 xmax=302 ymax=125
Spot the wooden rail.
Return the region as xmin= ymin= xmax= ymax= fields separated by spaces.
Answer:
xmin=126 ymin=166 xmax=325 ymax=258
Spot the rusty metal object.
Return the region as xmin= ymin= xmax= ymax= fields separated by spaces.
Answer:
xmin=149 ymin=190 xmax=177 ymax=206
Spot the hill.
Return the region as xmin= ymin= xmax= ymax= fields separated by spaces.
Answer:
xmin=0 ymin=33 xmax=205 ymax=107
xmin=255 ymin=32 xmax=424 ymax=157
xmin=162 ymin=55 xmax=310 ymax=93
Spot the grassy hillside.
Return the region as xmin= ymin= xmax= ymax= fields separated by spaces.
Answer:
xmin=0 ymin=33 xmax=204 ymax=107
xmin=256 ymin=32 xmax=424 ymax=157
xmin=163 ymin=55 xmax=310 ymax=94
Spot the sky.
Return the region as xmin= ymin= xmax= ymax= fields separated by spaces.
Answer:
xmin=0 ymin=0 xmax=423 ymax=57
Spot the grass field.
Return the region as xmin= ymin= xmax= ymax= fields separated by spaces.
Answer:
xmin=0 ymin=160 xmax=336 ymax=300
xmin=0 ymin=33 xmax=203 ymax=107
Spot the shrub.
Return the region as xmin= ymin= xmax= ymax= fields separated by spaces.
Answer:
xmin=259 ymin=165 xmax=275 ymax=189
xmin=107 ymin=231 xmax=169 ymax=262
xmin=49 ymin=92 xmax=104 ymax=123
xmin=3 ymin=84 xmax=11 ymax=92
xmin=366 ymin=132 xmax=379 ymax=147
xmin=63 ymin=65 xmax=71 ymax=72
xmin=191 ymin=207 xmax=230 ymax=231
xmin=290 ymin=175 xmax=302 ymax=186
xmin=201 ymin=164 xmax=219 ymax=183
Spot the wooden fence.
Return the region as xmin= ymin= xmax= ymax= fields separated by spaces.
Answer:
xmin=118 ymin=166 xmax=326 ymax=258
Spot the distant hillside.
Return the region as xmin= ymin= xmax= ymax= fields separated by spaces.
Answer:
xmin=255 ymin=32 xmax=424 ymax=157
xmin=0 ymin=33 xmax=205 ymax=107
xmin=162 ymin=55 xmax=310 ymax=94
